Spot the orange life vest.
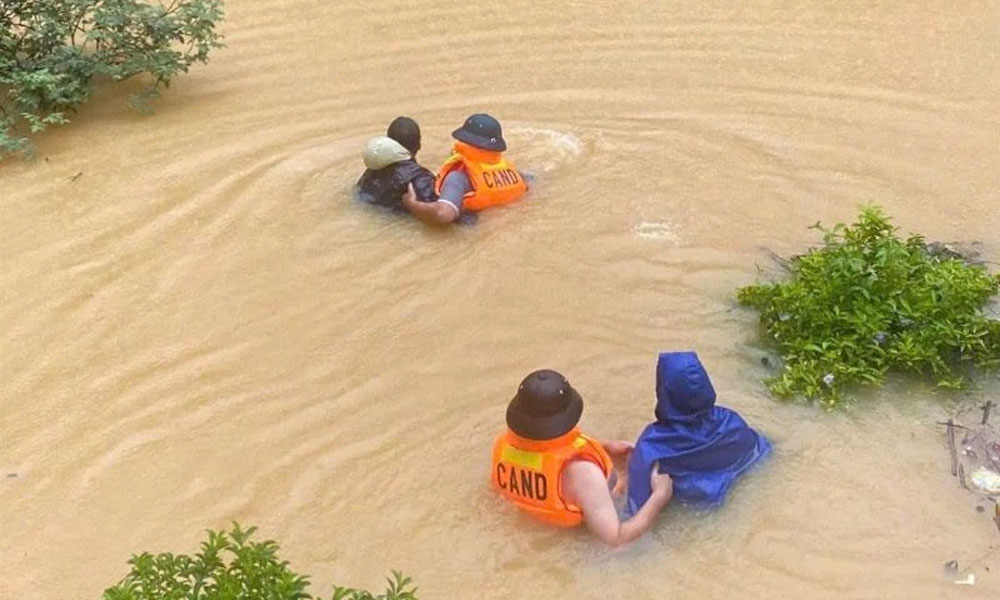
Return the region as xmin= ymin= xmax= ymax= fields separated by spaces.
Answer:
xmin=490 ymin=427 xmax=613 ymax=527
xmin=435 ymin=142 xmax=528 ymax=212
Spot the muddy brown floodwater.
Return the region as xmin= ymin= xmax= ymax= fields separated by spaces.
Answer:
xmin=3 ymin=1 xmax=1000 ymax=598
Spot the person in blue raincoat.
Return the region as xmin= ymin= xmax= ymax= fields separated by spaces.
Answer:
xmin=627 ymin=351 xmax=772 ymax=513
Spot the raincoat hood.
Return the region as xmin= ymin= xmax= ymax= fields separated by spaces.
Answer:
xmin=627 ymin=351 xmax=772 ymax=511
xmin=655 ymin=351 xmax=718 ymax=423
xmin=362 ymin=136 xmax=411 ymax=170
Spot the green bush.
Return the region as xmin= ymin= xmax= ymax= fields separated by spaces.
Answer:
xmin=1 ymin=0 xmax=224 ymax=158
xmin=103 ymin=523 xmax=418 ymax=600
xmin=738 ymin=206 xmax=1000 ymax=407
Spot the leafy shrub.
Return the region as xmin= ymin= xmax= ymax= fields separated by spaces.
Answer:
xmin=103 ymin=523 xmax=418 ymax=600
xmin=738 ymin=206 xmax=1000 ymax=407
xmin=1 ymin=0 xmax=224 ymax=157
xmin=331 ymin=573 xmax=418 ymax=600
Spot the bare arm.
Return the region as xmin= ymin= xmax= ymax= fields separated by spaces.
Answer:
xmin=402 ymin=183 xmax=459 ymax=225
xmin=562 ymin=460 xmax=672 ymax=548
xmin=597 ymin=439 xmax=634 ymax=496
xmin=599 ymin=440 xmax=634 ymax=457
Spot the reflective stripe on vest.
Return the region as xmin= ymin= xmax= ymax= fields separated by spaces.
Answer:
xmin=490 ymin=427 xmax=613 ymax=528
xmin=434 ymin=142 xmax=527 ymax=212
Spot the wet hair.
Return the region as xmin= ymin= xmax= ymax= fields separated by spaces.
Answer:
xmin=386 ymin=116 xmax=421 ymax=156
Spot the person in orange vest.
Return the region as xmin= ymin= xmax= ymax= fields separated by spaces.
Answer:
xmin=491 ymin=369 xmax=674 ymax=547
xmin=402 ymin=114 xmax=527 ymax=225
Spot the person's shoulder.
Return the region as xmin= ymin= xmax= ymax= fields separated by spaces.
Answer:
xmin=562 ymin=459 xmax=608 ymax=504
xmin=392 ymin=159 xmax=430 ymax=179
xmin=563 ymin=457 xmax=607 ymax=481
xmin=390 ymin=158 xmax=416 ymax=172
xmin=713 ymin=403 xmax=750 ymax=425
xmin=411 ymin=161 xmax=435 ymax=178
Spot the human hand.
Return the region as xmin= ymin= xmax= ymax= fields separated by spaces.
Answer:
xmin=602 ymin=440 xmax=634 ymax=458
xmin=649 ymin=466 xmax=673 ymax=500
xmin=402 ymin=182 xmax=416 ymax=207
xmin=611 ymin=468 xmax=628 ymax=497
xmin=604 ymin=440 xmax=634 ymax=497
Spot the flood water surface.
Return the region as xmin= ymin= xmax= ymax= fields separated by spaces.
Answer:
xmin=3 ymin=1 xmax=1000 ymax=598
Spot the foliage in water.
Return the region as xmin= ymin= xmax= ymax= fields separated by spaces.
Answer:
xmin=738 ymin=206 xmax=1000 ymax=407
xmin=0 ymin=0 xmax=224 ymax=158
xmin=103 ymin=523 xmax=418 ymax=600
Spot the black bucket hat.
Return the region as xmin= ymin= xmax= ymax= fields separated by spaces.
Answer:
xmin=452 ymin=113 xmax=507 ymax=152
xmin=506 ymin=370 xmax=583 ymax=440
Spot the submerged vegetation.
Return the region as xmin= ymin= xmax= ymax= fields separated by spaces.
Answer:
xmin=739 ymin=206 xmax=1000 ymax=407
xmin=1 ymin=0 xmax=224 ymax=157
xmin=103 ymin=524 xmax=418 ymax=600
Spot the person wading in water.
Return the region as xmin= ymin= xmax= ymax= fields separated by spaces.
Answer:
xmin=490 ymin=370 xmax=674 ymax=547
xmin=356 ymin=116 xmax=437 ymax=210
xmin=403 ymin=113 xmax=528 ymax=225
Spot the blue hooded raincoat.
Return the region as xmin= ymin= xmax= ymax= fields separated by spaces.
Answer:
xmin=627 ymin=352 xmax=771 ymax=512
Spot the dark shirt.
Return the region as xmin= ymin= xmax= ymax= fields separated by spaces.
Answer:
xmin=355 ymin=159 xmax=437 ymax=210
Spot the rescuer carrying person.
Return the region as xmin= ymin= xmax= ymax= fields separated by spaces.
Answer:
xmin=403 ymin=113 xmax=528 ymax=225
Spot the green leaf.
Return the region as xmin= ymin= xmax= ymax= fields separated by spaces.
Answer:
xmin=738 ymin=205 xmax=1000 ymax=407
xmin=1 ymin=0 xmax=225 ymax=158
xmin=102 ymin=523 xmax=417 ymax=600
